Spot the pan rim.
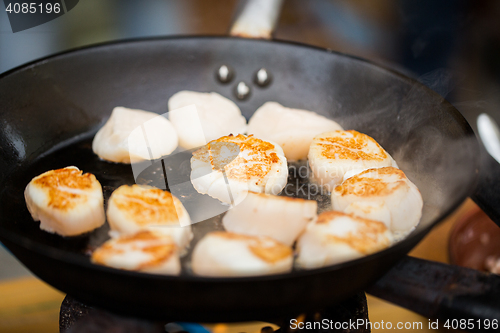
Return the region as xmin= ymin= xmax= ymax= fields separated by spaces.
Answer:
xmin=0 ymin=35 xmax=480 ymax=283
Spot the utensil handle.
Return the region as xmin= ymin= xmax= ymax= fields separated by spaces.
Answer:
xmin=367 ymin=256 xmax=500 ymax=327
xmin=229 ymin=0 xmax=284 ymax=39
xmin=471 ymin=143 xmax=500 ymax=228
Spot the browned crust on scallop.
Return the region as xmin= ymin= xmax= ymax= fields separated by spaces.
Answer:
xmin=138 ymin=243 xmax=176 ymax=270
xmin=316 ymin=210 xmax=352 ymax=223
xmin=209 ymin=231 xmax=259 ymax=241
xmin=32 ymin=167 xmax=97 ymax=210
xmin=110 ymin=185 xmax=181 ymax=225
xmin=314 ymin=130 xmax=387 ymax=161
xmin=91 ymin=246 xmax=124 ymax=263
xmin=91 ymin=230 xmax=176 ymax=270
xmin=334 ymin=167 xmax=406 ymax=197
xmin=192 ymin=134 xmax=281 ymax=184
xmin=209 ymin=231 xmax=292 ymax=264
xmin=316 ymin=210 xmax=384 ymax=226
xmin=326 ymin=232 xmax=389 ymax=255
xmin=249 ymin=244 xmax=292 ymax=264
xmin=315 ymin=211 xmax=390 ymax=254
xmin=115 ymin=229 xmax=161 ymax=243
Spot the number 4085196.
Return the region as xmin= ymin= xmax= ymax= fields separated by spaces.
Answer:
xmin=444 ymin=319 xmax=498 ymax=330
xmin=5 ymin=2 xmax=61 ymax=14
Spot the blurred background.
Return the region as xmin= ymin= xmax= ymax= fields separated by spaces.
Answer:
xmin=2 ymin=0 xmax=500 ymax=132
xmin=1 ymin=0 xmax=500 ymax=332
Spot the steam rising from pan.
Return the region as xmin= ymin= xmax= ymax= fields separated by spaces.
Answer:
xmin=321 ymin=67 xmax=477 ymax=235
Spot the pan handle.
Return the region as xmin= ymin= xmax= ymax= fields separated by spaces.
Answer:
xmin=229 ymin=0 xmax=284 ymax=39
xmin=367 ymin=256 xmax=500 ymax=327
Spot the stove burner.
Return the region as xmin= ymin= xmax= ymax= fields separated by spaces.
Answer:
xmin=59 ymin=292 xmax=370 ymax=333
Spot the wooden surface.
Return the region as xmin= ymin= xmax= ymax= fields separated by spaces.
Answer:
xmin=0 ymin=200 xmax=475 ymax=333
xmin=0 ymin=277 xmax=64 ymax=333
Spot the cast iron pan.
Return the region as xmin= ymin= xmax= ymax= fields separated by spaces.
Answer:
xmin=0 ymin=36 xmax=498 ymax=322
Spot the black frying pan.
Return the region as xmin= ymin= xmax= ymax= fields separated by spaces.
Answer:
xmin=0 ymin=35 xmax=499 ymax=323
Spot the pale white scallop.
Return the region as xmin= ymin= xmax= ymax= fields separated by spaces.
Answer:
xmin=106 ymin=185 xmax=193 ymax=251
xmin=222 ymin=192 xmax=317 ymax=246
xmin=296 ymin=211 xmax=394 ymax=269
xmin=91 ymin=230 xmax=180 ymax=275
xmin=92 ymin=106 xmax=178 ymax=163
xmin=190 ymin=134 xmax=288 ymax=205
xmin=191 ymin=232 xmax=293 ymax=277
xmin=247 ymin=102 xmax=343 ymax=161
xmin=168 ymin=91 xmax=247 ymax=149
xmin=331 ymin=167 xmax=423 ymax=233
xmin=308 ymin=130 xmax=398 ymax=192
xmin=24 ymin=166 xmax=105 ymax=236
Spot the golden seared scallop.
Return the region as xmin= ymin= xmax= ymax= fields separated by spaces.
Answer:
xmin=222 ymin=192 xmax=317 ymax=246
xmin=191 ymin=231 xmax=293 ymax=277
xmin=168 ymin=91 xmax=247 ymax=149
xmin=91 ymin=230 xmax=180 ymax=275
xmin=247 ymin=102 xmax=343 ymax=161
xmin=107 ymin=185 xmax=193 ymax=250
xmin=308 ymin=130 xmax=398 ymax=192
xmin=331 ymin=167 xmax=423 ymax=234
xmin=24 ymin=166 xmax=105 ymax=236
xmin=190 ymin=134 xmax=288 ymax=205
xmin=296 ymin=211 xmax=394 ymax=269
xmin=92 ymin=106 xmax=178 ymax=163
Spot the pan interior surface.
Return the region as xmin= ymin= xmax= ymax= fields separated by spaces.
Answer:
xmin=0 ymin=37 xmax=478 ymax=320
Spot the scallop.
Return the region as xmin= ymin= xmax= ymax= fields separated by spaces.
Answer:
xmin=24 ymin=166 xmax=105 ymax=236
xmin=331 ymin=167 xmax=423 ymax=233
xmin=168 ymin=91 xmax=247 ymax=149
xmin=107 ymin=185 xmax=193 ymax=250
xmin=308 ymin=130 xmax=398 ymax=192
xmin=247 ymin=102 xmax=343 ymax=161
xmin=92 ymin=106 xmax=178 ymax=163
xmin=296 ymin=211 xmax=394 ymax=269
xmin=91 ymin=230 xmax=180 ymax=275
xmin=191 ymin=231 xmax=293 ymax=277
xmin=222 ymin=192 xmax=317 ymax=246
xmin=190 ymin=134 xmax=288 ymax=205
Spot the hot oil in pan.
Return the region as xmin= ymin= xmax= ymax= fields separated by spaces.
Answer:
xmin=134 ymin=148 xmax=333 ymax=272
xmin=3 ymin=137 xmax=332 ymax=275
